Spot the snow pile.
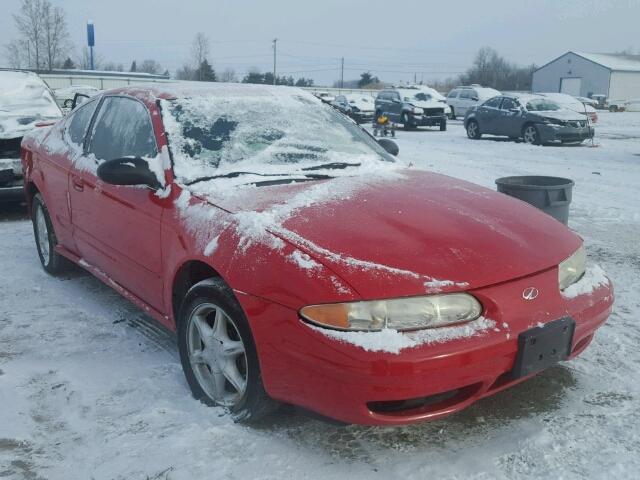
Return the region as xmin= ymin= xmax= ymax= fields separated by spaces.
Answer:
xmin=310 ymin=317 xmax=496 ymax=354
xmin=561 ymin=264 xmax=610 ymax=299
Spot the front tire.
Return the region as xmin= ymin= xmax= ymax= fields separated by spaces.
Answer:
xmin=466 ymin=120 xmax=481 ymax=139
xmin=449 ymin=107 xmax=456 ymax=120
xmin=401 ymin=112 xmax=413 ymax=130
xmin=31 ymin=193 xmax=69 ymax=275
xmin=178 ymin=278 xmax=278 ymax=423
xmin=440 ymin=120 xmax=447 ymax=131
xmin=522 ymin=124 xmax=541 ymax=145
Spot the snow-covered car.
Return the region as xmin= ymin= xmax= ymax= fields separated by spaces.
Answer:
xmin=344 ymin=93 xmax=376 ymax=123
xmin=539 ymin=93 xmax=598 ymax=123
xmin=375 ymin=87 xmax=448 ymax=130
xmin=53 ymin=84 xmax=101 ymax=112
xmin=313 ymin=92 xmax=335 ymax=104
xmin=465 ymin=94 xmax=594 ymax=145
xmin=446 ymin=85 xmax=501 ymax=119
xmin=1 ymin=70 xmax=62 ymax=201
xmin=21 ymin=83 xmax=612 ymax=426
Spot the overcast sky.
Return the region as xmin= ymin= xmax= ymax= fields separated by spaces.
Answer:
xmin=1 ymin=0 xmax=639 ymax=85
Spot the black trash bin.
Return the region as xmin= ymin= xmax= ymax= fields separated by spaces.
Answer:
xmin=495 ymin=176 xmax=574 ymax=225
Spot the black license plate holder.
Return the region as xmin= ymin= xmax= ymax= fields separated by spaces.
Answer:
xmin=511 ymin=317 xmax=575 ymax=379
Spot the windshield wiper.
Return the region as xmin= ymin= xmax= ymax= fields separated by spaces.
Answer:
xmin=246 ymin=175 xmax=334 ymax=187
xmin=185 ymin=171 xmax=291 ymax=186
xmin=301 ymin=162 xmax=361 ymax=171
xmin=186 ymin=171 xmax=335 ymax=186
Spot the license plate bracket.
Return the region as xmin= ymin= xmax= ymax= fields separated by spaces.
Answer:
xmin=511 ymin=317 xmax=575 ymax=379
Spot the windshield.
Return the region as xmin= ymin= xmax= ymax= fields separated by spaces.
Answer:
xmin=161 ymin=93 xmax=393 ymax=183
xmin=525 ymin=99 xmax=561 ymax=112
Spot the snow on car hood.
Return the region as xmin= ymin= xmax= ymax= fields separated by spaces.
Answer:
xmin=185 ymin=169 xmax=581 ymax=298
xmin=530 ymin=109 xmax=589 ymax=122
xmin=0 ymin=71 xmax=62 ymax=139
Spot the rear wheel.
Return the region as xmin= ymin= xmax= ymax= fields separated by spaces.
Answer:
xmin=178 ymin=278 xmax=278 ymax=423
xmin=31 ymin=193 xmax=69 ymax=275
xmin=466 ymin=120 xmax=481 ymax=139
xmin=522 ymin=124 xmax=540 ymax=145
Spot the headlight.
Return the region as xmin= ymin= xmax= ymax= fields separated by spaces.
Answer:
xmin=300 ymin=293 xmax=483 ymax=331
xmin=411 ymin=107 xmax=423 ymax=115
xmin=558 ymin=245 xmax=586 ymax=290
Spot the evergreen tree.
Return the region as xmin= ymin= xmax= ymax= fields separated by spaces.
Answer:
xmin=130 ymin=60 xmax=137 ymax=72
xmin=62 ymin=57 xmax=75 ymax=69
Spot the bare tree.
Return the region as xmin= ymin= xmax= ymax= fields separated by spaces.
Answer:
xmin=41 ymin=1 xmax=69 ymax=70
xmin=76 ymin=46 xmax=104 ymax=70
xmin=191 ymin=32 xmax=211 ymax=81
xmin=176 ymin=64 xmax=195 ymax=80
xmin=220 ymin=68 xmax=237 ymax=83
xmin=139 ymin=59 xmax=163 ymax=74
xmin=12 ymin=0 xmax=45 ymax=69
xmin=7 ymin=0 xmax=70 ymax=71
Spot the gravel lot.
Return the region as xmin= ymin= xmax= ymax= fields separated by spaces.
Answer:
xmin=1 ymin=112 xmax=639 ymax=479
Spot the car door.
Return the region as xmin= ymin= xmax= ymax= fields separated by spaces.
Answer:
xmin=456 ymin=89 xmax=474 ymax=116
xmin=387 ymin=91 xmax=403 ymax=122
xmin=496 ymin=97 xmax=523 ymax=137
xmin=36 ymin=97 xmax=101 ymax=251
xmin=68 ymin=95 xmax=165 ymax=311
xmin=375 ymin=92 xmax=391 ymax=116
xmin=475 ymin=96 xmax=503 ymax=134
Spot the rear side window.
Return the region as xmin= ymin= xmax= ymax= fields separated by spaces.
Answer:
xmin=67 ymin=99 xmax=99 ymax=147
xmin=447 ymin=90 xmax=458 ymax=98
xmin=88 ymin=97 xmax=157 ymax=161
xmin=459 ymin=90 xmax=472 ymax=99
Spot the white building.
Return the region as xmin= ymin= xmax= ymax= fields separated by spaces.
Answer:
xmin=532 ymin=51 xmax=640 ymax=105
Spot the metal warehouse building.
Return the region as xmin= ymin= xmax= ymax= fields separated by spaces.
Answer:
xmin=532 ymin=51 xmax=640 ymax=103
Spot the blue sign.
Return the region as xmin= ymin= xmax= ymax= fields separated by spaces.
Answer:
xmin=87 ymin=21 xmax=95 ymax=47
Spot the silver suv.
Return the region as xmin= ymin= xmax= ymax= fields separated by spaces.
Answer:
xmin=446 ymin=85 xmax=501 ymax=119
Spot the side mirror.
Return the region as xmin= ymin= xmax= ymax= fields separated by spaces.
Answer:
xmin=378 ymin=138 xmax=399 ymax=156
xmin=471 ymin=97 xmax=479 ymax=101
xmin=72 ymin=93 xmax=90 ymax=110
xmin=97 ymin=157 xmax=161 ymax=188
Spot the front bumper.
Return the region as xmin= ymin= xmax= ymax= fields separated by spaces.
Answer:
xmin=538 ymin=124 xmax=595 ymax=143
xmin=239 ymin=266 xmax=613 ymax=425
xmin=350 ymin=111 xmax=375 ymax=124
xmin=410 ymin=113 xmax=447 ymax=127
xmin=0 ymin=142 xmax=24 ymax=202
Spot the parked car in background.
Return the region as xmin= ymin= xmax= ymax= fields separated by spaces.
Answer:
xmin=314 ymin=91 xmax=335 ymax=104
xmin=464 ymin=94 xmax=594 ymax=145
xmin=54 ymin=85 xmax=100 ymax=112
xmin=446 ymin=85 xmax=501 ymax=119
xmin=1 ymin=70 xmax=62 ymax=201
xmin=375 ymin=87 xmax=448 ymax=130
xmin=330 ymin=95 xmax=352 ymax=115
xmin=344 ymin=93 xmax=375 ymax=123
xmin=539 ymin=93 xmax=598 ymax=123
xmin=21 ymin=82 xmax=612 ymax=425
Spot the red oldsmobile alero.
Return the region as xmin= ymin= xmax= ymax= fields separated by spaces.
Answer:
xmin=20 ymin=83 xmax=613 ymax=425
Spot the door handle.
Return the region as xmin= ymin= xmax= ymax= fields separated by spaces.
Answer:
xmin=72 ymin=176 xmax=84 ymax=192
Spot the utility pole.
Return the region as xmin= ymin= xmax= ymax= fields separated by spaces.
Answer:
xmin=340 ymin=57 xmax=344 ymax=89
xmin=272 ymin=38 xmax=277 ymax=85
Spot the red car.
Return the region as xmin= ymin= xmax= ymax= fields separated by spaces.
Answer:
xmin=21 ymin=83 xmax=613 ymax=426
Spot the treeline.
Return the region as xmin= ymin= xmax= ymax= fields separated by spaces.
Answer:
xmin=433 ymin=47 xmax=536 ymax=92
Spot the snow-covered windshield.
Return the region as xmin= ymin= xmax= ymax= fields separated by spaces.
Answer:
xmin=161 ymin=93 xmax=392 ymax=183
xmin=525 ymin=99 xmax=561 ymax=112
xmin=0 ymin=72 xmax=61 ymax=118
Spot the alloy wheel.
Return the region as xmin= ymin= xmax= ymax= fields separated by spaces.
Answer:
xmin=35 ymin=204 xmax=50 ymax=265
xmin=467 ymin=121 xmax=478 ymax=138
xmin=523 ymin=126 xmax=538 ymax=144
xmin=186 ymin=303 xmax=248 ymax=407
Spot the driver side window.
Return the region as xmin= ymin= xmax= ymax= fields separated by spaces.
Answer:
xmin=67 ymin=98 xmax=99 ymax=147
xmin=88 ymin=96 xmax=157 ymax=161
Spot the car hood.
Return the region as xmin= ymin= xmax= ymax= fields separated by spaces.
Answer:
xmin=205 ymin=170 xmax=580 ymax=298
xmin=410 ymin=100 xmax=447 ymax=110
xmin=528 ymin=109 xmax=587 ymax=122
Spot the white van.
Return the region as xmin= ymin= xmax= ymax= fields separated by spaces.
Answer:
xmin=446 ymin=85 xmax=501 ymax=119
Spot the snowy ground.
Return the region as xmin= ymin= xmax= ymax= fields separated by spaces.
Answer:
xmin=1 ymin=112 xmax=639 ymax=479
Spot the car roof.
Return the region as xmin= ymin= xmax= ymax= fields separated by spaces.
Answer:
xmin=101 ymin=81 xmax=320 ymax=104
